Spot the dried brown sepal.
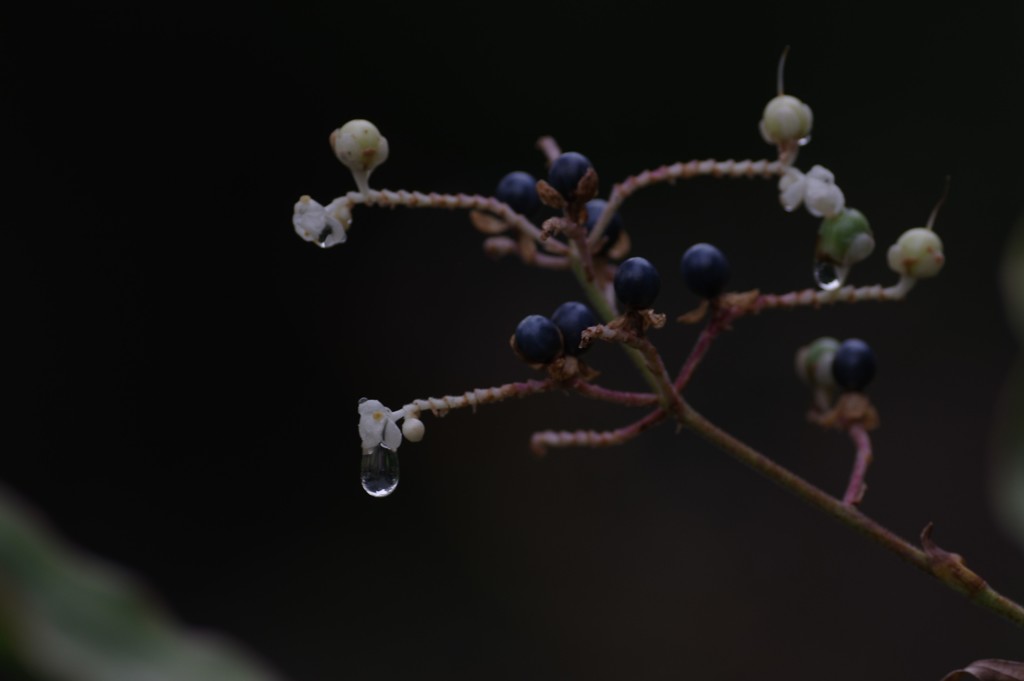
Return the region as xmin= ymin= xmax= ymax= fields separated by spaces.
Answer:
xmin=483 ymin=236 xmax=518 ymax=259
xmin=469 ymin=210 xmax=511 ymax=235
xmin=540 ymin=217 xmax=566 ymax=241
xmin=606 ymin=229 xmax=631 ymax=260
xmin=518 ymin=232 xmax=537 ymax=264
xmin=677 ymin=300 xmax=710 ymax=324
xmin=639 ymin=309 xmax=666 ymax=330
xmin=536 ymin=180 xmax=565 ymax=210
xmin=810 ymin=392 xmax=880 ymax=430
xmin=575 ymin=167 xmax=600 ymax=204
xmin=718 ymin=289 xmax=762 ymax=317
xmin=546 ymin=355 xmax=599 ymax=383
xmin=942 ymin=660 xmax=1024 ymax=681
xmin=920 ymin=523 xmax=989 ymax=598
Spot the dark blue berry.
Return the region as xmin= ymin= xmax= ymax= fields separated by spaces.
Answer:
xmin=680 ymin=243 xmax=731 ymax=298
xmin=551 ymin=301 xmax=599 ymax=356
xmin=495 ymin=171 xmax=540 ymax=216
xmin=583 ymin=199 xmax=623 ymax=255
xmin=614 ymin=257 xmax=661 ymax=310
xmin=831 ymin=338 xmax=876 ymax=391
xmin=514 ymin=315 xmax=563 ymax=364
xmin=548 ymin=152 xmax=593 ymax=200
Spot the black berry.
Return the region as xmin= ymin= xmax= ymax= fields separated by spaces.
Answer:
xmin=514 ymin=315 xmax=563 ymax=364
xmin=831 ymin=338 xmax=876 ymax=391
xmin=614 ymin=257 xmax=661 ymax=310
xmin=551 ymin=301 xmax=599 ymax=356
xmin=583 ymin=199 xmax=623 ymax=255
xmin=495 ymin=171 xmax=540 ymax=216
xmin=548 ymin=152 xmax=593 ymax=200
xmin=680 ymin=243 xmax=731 ymax=298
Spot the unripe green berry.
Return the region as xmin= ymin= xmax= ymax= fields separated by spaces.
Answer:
xmin=795 ymin=336 xmax=840 ymax=389
xmin=330 ymin=119 xmax=390 ymax=174
xmin=817 ymin=208 xmax=875 ymax=267
xmin=760 ymin=94 xmax=813 ymax=145
xmin=887 ymin=227 xmax=945 ymax=278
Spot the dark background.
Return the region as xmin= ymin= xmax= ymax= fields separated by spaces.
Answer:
xmin=3 ymin=3 xmax=1023 ymax=680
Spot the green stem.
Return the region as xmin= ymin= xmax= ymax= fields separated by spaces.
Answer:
xmin=680 ymin=401 xmax=1024 ymax=630
xmin=569 ymin=252 xmax=670 ymax=405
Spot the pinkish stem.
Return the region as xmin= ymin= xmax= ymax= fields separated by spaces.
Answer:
xmin=843 ymin=424 xmax=873 ymax=506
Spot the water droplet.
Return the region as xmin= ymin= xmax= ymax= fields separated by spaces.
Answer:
xmin=361 ymin=443 xmax=399 ymax=497
xmin=813 ymin=260 xmax=846 ymax=291
xmin=316 ymin=225 xmax=334 ymax=249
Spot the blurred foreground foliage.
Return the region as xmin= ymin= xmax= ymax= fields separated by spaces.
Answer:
xmin=993 ymin=211 xmax=1024 ymax=555
xmin=0 ymin=486 xmax=283 ymax=681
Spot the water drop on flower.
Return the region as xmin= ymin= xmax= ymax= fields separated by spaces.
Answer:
xmin=316 ymin=226 xmax=334 ymax=249
xmin=361 ymin=443 xmax=399 ymax=498
xmin=813 ymin=260 xmax=845 ymax=291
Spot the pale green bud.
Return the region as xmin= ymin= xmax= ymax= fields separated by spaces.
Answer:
xmin=795 ymin=337 xmax=840 ymax=388
xmin=887 ymin=227 xmax=945 ymax=278
xmin=817 ymin=208 xmax=875 ymax=267
xmin=759 ymin=94 xmax=813 ymax=145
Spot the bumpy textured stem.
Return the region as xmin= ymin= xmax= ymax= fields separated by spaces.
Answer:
xmin=342 ymin=189 xmax=568 ymax=254
xmin=680 ymin=402 xmax=1024 ymax=629
xmin=588 ymin=159 xmax=785 ymax=246
xmin=571 ymin=381 xmax=658 ymax=407
xmin=402 ymin=379 xmax=556 ymax=417
xmin=753 ymin=277 xmax=916 ymax=311
xmin=531 ymin=409 xmax=667 ymax=455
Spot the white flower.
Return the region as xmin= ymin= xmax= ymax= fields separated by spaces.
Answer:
xmin=778 ymin=165 xmax=845 ymax=218
xmin=358 ymin=399 xmax=402 ymax=452
xmin=293 ymin=195 xmax=348 ymax=248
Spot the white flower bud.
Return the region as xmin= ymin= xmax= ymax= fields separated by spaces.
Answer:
xmin=292 ymin=195 xmax=348 ymax=248
xmin=331 ymin=119 xmax=390 ymax=175
xmin=759 ymin=94 xmax=813 ymax=145
xmin=358 ymin=399 xmax=402 ymax=452
xmin=402 ymin=418 xmax=425 ymax=442
xmin=887 ymin=227 xmax=945 ymax=278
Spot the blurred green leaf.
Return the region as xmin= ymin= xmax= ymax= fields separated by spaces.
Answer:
xmin=993 ymin=212 xmax=1024 ymax=555
xmin=0 ymin=486 xmax=285 ymax=681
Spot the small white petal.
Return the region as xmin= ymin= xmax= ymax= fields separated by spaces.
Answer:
xmin=292 ymin=196 xmax=327 ymax=243
xmin=805 ymin=182 xmax=845 ymax=218
xmin=358 ymin=400 xmax=393 ymax=450
xmin=779 ymin=175 xmax=807 ymax=213
xmin=383 ymin=419 xmax=402 ymax=451
xmin=806 ymin=165 xmax=834 ymax=183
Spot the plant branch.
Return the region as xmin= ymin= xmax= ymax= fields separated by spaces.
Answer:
xmin=531 ymin=409 xmax=668 ymax=455
xmin=588 ymin=158 xmax=785 ymax=246
xmin=337 ymin=188 xmax=568 ymax=254
xmin=679 ymin=402 xmax=1024 ymax=629
xmin=752 ymin=277 xmax=916 ymax=312
xmin=843 ymin=423 xmax=873 ymax=506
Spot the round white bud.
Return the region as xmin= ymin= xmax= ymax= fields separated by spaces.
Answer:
xmin=402 ymin=418 xmax=425 ymax=443
xmin=330 ymin=119 xmax=390 ymax=174
xmin=887 ymin=228 xmax=945 ymax=278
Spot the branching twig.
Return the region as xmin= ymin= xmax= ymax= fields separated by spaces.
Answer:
xmin=588 ymin=159 xmax=786 ymax=246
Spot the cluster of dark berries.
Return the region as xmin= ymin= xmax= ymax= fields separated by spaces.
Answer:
xmin=613 ymin=243 xmax=732 ymax=312
xmin=495 ymin=151 xmax=595 ymax=216
xmin=514 ymin=301 xmax=600 ymax=365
